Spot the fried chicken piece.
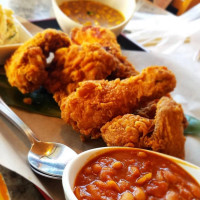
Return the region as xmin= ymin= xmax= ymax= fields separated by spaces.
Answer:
xmin=143 ymin=96 xmax=186 ymax=158
xmin=60 ymin=66 xmax=176 ymax=138
xmin=71 ymin=26 xmax=121 ymax=55
xmin=101 ymin=96 xmax=186 ymax=158
xmin=134 ymin=94 xmax=173 ymax=119
xmin=71 ymin=26 xmax=138 ymax=78
xmin=5 ymin=29 xmax=71 ymax=94
xmin=45 ymin=42 xmax=120 ymax=101
xmin=109 ymin=54 xmax=139 ymax=79
xmin=101 ymin=114 xmax=154 ymax=147
xmin=134 ymin=99 xmax=159 ymax=119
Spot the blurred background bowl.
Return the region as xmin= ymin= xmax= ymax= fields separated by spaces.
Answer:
xmin=62 ymin=147 xmax=200 ymax=200
xmin=52 ymin=0 xmax=136 ymax=35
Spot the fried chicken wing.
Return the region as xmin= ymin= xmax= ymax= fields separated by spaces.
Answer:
xmin=134 ymin=99 xmax=158 ymax=119
xmin=101 ymin=96 xmax=186 ymax=158
xmin=60 ymin=66 xmax=176 ymax=138
xmin=5 ymin=29 xmax=71 ymax=94
xmin=101 ymin=114 xmax=154 ymax=147
xmin=45 ymin=42 xmax=120 ymax=101
xmin=70 ymin=26 xmax=138 ymax=78
xmin=143 ymin=96 xmax=186 ymax=158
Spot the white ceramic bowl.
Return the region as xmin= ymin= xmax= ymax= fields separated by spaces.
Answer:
xmin=62 ymin=147 xmax=200 ymax=200
xmin=52 ymin=0 xmax=136 ymax=35
xmin=0 ymin=18 xmax=32 ymax=65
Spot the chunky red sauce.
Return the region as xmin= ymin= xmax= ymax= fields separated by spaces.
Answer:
xmin=74 ymin=149 xmax=200 ymax=200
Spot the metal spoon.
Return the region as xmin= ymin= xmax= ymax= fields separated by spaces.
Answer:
xmin=0 ymin=97 xmax=77 ymax=179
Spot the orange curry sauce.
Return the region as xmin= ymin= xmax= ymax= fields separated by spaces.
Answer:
xmin=74 ymin=149 xmax=200 ymax=199
xmin=59 ymin=0 xmax=125 ymax=28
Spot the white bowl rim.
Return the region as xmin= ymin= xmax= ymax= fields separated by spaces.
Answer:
xmin=52 ymin=0 xmax=136 ymax=32
xmin=52 ymin=0 xmax=81 ymax=27
xmin=62 ymin=146 xmax=200 ymax=200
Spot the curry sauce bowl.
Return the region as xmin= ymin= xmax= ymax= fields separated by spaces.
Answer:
xmin=62 ymin=147 xmax=200 ymax=200
xmin=52 ymin=0 xmax=136 ymax=35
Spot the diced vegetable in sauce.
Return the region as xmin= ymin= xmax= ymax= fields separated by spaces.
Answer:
xmin=73 ymin=149 xmax=200 ymax=199
xmin=59 ymin=0 xmax=125 ymax=28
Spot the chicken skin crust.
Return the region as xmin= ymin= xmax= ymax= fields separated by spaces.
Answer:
xmin=101 ymin=96 xmax=186 ymax=159
xmin=143 ymin=96 xmax=186 ymax=159
xmin=60 ymin=66 xmax=176 ymax=138
xmin=71 ymin=26 xmax=121 ymax=55
xmin=45 ymin=42 xmax=121 ymax=102
xmin=70 ymin=26 xmax=138 ymax=79
xmin=101 ymin=114 xmax=155 ymax=147
xmin=5 ymin=29 xmax=71 ymax=94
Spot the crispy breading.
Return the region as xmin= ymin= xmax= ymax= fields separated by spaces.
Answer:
xmin=143 ymin=96 xmax=186 ymax=158
xmin=70 ymin=26 xmax=138 ymax=78
xmin=4 ymin=26 xmax=186 ymax=159
xmin=71 ymin=26 xmax=121 ymax=55
xmin=45 ymin=42 xmax=120 ymax=99
xmin=101 ymin=96 xmax=186 ymax=158
xmin=60 ymin=66 xmax=176 ymax=138
xmin=5 ymin=29 xmax=71 ymax=94
xmin=101 ymin=114 xmax=154 ymax=147
xmin=134 ymin=99 xmax=159 ymax=119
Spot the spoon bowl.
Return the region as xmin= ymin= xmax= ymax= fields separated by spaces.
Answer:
xmin=0 ymin=97 xmax=77 ymax=179
xmin=28 ymin=141 xmax=77 ymax=178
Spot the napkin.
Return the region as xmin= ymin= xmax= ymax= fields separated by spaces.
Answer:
xmin=124 ymin=0 xmax=200 ymax=62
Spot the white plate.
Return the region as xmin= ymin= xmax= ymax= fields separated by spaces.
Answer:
xmin=0 ymin=18 xmax=32 ymax=65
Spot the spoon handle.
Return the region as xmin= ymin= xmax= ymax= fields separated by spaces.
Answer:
xmin=0 ymin=97 xmax=39 ymax=144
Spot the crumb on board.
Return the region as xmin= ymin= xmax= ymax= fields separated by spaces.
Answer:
xmin=23 ymin=97 xmax=32 ymax=105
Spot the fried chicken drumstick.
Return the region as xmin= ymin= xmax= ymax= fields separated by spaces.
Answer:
xmin=60 ymin=66 xmax=176 ymax=139
xmin=101 ymin=96 xmax=186 ymax=158
xmin=5 ymin=29 xmax=71 ymax=94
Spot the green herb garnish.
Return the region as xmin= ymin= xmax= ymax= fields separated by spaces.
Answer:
xmin=87 ymin=11 xmax=94 ymax=16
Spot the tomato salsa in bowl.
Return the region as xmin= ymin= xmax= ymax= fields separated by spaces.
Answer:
xmin=62 ymin=147 xmax=200 ymax=200
xmin=52 ymin=0 xmax=136 ymax=35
